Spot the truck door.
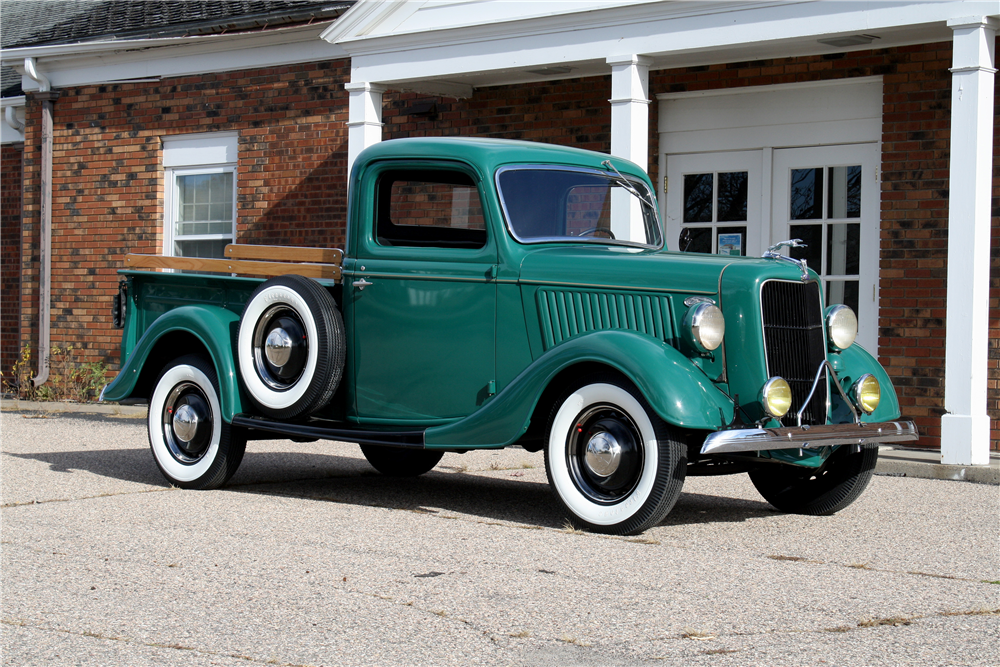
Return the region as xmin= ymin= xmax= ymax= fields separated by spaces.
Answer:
xmin=347 ymin=165 xmax=497 ymax=424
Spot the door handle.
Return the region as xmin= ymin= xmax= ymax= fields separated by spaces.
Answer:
xmin=352 ymin=278 xmax=373 ymax=291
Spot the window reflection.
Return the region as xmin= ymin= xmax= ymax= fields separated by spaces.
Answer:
xmin=717 ymin=172 xmax=748 ymax=222
xmin=827 ymin=223 xmax=860 ymax=276
xmin=827 ymin=165 xmax=861 ymax=219
xmin=790 ymin=168 xmax=823 ymax=220
xmin=683 ymin=173 xmax=713 ymax=223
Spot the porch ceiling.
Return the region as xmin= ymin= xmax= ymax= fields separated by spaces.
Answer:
xmin=325 ymin=0 xmax=992 ymax=97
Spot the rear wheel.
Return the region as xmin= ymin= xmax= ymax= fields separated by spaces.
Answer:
xmin=148 ymin=355 xmax=246 ymax=489
xmin=360 ymin=445 xmax=443 ymax=477
xmin=749 ymin=445 xmax=878 ymax=515
xmin=544 ymin=376 xmax=686 ymax=535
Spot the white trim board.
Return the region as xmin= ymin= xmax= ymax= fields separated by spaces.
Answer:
xmin=658 ymin=78 xmax=883 ymax=154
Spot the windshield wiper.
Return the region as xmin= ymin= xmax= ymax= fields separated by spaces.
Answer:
xmin=601 ymin=159 xmax=656 ymax=211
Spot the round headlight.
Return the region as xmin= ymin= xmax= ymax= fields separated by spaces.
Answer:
xmin=685 ymin=302 xmax=725 ymax=352
xmin=852 ymin=374 xmax=880 ymax=414
xmin=826 ymin=304 xmax=857 ymax=351
xmin=761 ymin=377 xmax=792 ymax=419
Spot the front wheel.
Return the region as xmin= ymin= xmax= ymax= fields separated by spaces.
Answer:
xmin=544 ymin=377 xmax=686 ymax=535
xmin=148 ymin=355 xmax=247 ymax=489
xmin=749 ymin=445 xmax=878 ymax=515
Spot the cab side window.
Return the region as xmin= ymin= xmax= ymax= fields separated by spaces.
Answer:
xmin=375 ymin=170 xmax=487 ymax=249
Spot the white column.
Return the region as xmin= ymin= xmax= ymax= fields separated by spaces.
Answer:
xmin=607 ymin=55 xmax=651 ymax=167
xmin=941 ymin=17 xmax=997 ymax=466
xmin=345 ymin=82 xmax=385 ymax=179
xmin=607 ymin=56 xmax=651 ymax=241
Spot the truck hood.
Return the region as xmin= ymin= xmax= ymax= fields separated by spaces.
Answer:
xmin=517 ymin=245 xmax=809 ymax=295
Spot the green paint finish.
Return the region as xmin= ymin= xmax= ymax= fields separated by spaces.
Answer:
xmin=425 ymin=329 xmax=734 ymax=449
xmin=346 ymin=154 xmax=499 ymax=423
xmin=102 ymin=305 xmax=244 ymax=421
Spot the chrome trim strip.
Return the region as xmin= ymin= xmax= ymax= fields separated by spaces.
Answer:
xmin=700 ymin=420 xmax=919 ymax=455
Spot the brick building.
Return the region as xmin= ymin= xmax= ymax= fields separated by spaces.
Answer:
xmin=1 ymin=0 xmax=997 ymax=463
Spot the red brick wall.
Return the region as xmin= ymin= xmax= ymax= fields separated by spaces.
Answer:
xmin=18 ymin=60 xmax=353 ymax=373
xmin=383 ymin=78 xmax=613 ymax=150
xmin=1 ymin=143 xmax=23 ymax=376
xmin=648 ymin=42 xmax=1000 ymax=450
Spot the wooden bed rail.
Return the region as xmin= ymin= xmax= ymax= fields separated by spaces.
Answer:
xmin=124 ymin=244 xmax=343 ymax=281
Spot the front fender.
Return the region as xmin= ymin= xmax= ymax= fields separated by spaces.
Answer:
xmin=101 ymin=305 xmax=243 ymax=421
xmin=425 ymin=329 xmax=733 ymax=449
xmin=834 ymin=344 xmax=902 ymax=422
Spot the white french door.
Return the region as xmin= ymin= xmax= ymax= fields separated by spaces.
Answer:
xmin=772 ymin=144 xmax=880 ymax=353
xmin=665 ymin=150 xmax=764 ymax=258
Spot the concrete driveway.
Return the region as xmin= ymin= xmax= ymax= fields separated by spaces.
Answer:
xmin=2 ymin=410 xmax=998 ymax=666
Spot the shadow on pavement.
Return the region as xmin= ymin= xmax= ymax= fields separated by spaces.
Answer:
xmin=7 ymin=443 xmax=777 ymax=529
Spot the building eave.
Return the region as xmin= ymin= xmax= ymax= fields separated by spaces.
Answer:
xmin=1 ymin=21 xmax=348 ymax=91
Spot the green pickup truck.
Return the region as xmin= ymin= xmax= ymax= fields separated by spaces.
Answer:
xmin=103 ymin=137 xmax=917 ymax=535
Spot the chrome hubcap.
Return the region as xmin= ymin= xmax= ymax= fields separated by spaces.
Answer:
xmin=162 ymin=382 xmax=212 ymax=464
xmin=265 ymin=328 xmax=293 ymax=367
xmin=172 ymin=403 xmax=200 ymax=442
xmin=253 ymin=305 xmax=308 ymax=390
xmin=584 ymin=431 xmax=621 ymax=477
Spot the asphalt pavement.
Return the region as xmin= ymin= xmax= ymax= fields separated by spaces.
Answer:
xmin=2 ymin=407 xmax=998 ymax=666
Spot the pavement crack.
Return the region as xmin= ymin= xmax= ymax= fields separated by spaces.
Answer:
xmin=764 ymin=553 xmax=983 ymax=583
xmin=1 ymin=617 xmax=319 ymax=666
xmin=1 ymin=486 xmax=176 ymax=508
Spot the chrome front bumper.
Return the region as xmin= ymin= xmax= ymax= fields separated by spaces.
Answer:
xmin=700 ymin=420 xmax=919 ymax=455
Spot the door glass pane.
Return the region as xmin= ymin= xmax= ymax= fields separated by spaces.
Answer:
xmin=683 ymin=173 xmax=713 ymax=223
xmin=717 ymin=172 xmax=748 ymax=222
xmin=680 ymin=227 xmax=712 ymax=253
xmin=717 ymin=226 xmax=746 ymax=256
xmin=827 ymin=165 xmax=861 ymax=219
xmin=827 ymin=280 xmax=859 ymax=314
xmin=790 ymin=168 xmax=823 ymax=220
xmin=789 ymin=224 xmax=822 ymax=269
xmin=826 ymin=223 xmax=860 ymax=276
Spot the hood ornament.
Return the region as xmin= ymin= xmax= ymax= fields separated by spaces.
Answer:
xmin=763 ymin=239 xmax=810 ymax=281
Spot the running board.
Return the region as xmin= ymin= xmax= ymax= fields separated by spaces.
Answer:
xmin=231 ymin=414 xmax=425 ymax=448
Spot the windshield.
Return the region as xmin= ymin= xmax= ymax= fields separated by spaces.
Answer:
xmin=497 ymin=166 xmax=662 ymax=247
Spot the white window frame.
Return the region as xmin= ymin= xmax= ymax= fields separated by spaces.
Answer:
xmin=162 ymin=132 xmax=238 ymax=258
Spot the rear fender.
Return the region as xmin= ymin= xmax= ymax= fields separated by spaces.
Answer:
xmin=101 ymin=305 xmax=243 ymax=421
xmin=425 ymin=329 xmax=733 ymax=449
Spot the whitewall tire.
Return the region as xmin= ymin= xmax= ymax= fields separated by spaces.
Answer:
xmin=148 ymin=355 xmax=246 ymax=489
xmin=237 ymin=275 xmax=344 ymax=419
xmin=544 ymin=377 xmax=685 ymax=535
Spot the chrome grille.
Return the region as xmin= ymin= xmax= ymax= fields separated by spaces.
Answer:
xmin=761 ymin=280 xmax=827 ymax=425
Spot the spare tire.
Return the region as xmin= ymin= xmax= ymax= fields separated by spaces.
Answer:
xmin=237 ymin=274 xmax=345 ymax=419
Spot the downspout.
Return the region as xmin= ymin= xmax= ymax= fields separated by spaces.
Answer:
xmin=24 ymin=57 xmax=57 ymax=387
xmin=4 ymin=105 xmax=25 ymax=133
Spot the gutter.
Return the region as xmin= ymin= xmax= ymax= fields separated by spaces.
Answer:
xmin=24 ymin=57 xmax=57 ymax=387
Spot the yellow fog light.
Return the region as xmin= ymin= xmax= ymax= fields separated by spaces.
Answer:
xmin=853 ymin=374 xmax=880 ymax=414
xmin=761 ymin=377 xmax=792 ymax=419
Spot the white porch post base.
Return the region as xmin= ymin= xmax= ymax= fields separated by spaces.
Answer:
xmin=940 ymin=17 xmax=997 ymax=466
xmin=941 ymin=414 xmax=991 ymax=466
xmin=345 ymin=81 xmax=385 ymax=179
